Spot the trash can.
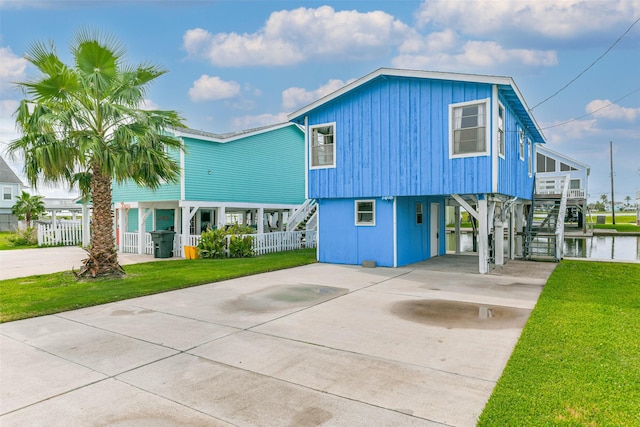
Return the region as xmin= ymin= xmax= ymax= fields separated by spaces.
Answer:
xmin=596 ymin=215 xmax=605 ymax=224
xmin=150 ymin=230 xmax=175 ymax=258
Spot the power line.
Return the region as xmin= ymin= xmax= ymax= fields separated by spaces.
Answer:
xmin=531 ymin=15 xmax=640 ymax=111
xmin=540 ymin=86 xmax=640 ymax=130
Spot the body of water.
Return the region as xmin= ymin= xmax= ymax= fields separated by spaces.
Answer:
xmin=446 ymin=233 xmax=640 ymax=262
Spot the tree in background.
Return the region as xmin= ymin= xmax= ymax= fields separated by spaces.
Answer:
xmin=11 ymin=191 xmax=45 ymax=229
xmin=9 ymin=29 xmax=185 ymax=277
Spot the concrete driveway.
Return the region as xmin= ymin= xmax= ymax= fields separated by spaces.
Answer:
xmin=0 ymin=256 xmax=556 ymax=426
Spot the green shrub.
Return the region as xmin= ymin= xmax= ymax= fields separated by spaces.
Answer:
xmin=229 ymin=234 xmax=254 ymax=258
xmin=8 ymin=227 xmax=38 ymax=246
xmin=197 ymin=228 xmax=227 ymax=259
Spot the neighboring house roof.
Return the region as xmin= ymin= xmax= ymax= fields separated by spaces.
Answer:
xmin=536 ymin=145 xmax=591 ymax=175
xmin=172 ymin=122 xmax=302 ymax=143
xmin=287 ymin=67 xmax=546 ymax=144
xmin=0 ymin=156 xmax=24 ymax=186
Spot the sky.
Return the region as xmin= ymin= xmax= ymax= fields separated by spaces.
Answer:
xmin=0 ymin=0 xmax=639 ymax=204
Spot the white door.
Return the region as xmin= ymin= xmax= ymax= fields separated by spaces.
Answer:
xmin=430 ymin=203 xmax=440 ymax=257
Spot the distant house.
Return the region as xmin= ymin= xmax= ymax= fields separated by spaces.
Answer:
xmin=288 ymin=68 xmax=576 ymax=273
xmin=0 ymin=156 xmax=25 ymax=231
xmin=534 ymin=145 xmax=590 ymax=228
xmin=112 ymin=122 xmax=306 ymax=256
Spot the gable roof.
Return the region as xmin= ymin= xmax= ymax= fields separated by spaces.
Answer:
xmin=0 ymin=156 xmax=24 ymax=186
xmin=172 ymin=122 xmax=302 ymax=144
xmin=287 ymin=67 xmax=546 ymax=144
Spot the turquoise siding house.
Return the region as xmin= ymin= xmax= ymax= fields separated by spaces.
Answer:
xmin=288 ymin=68 xmax=551 ymax=273
xmin=112 ymin=122 xmax=305 ymax=255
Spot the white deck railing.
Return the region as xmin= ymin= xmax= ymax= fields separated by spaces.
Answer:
xmin=121 ymin=230 xmax=316 ymax=257
xmin=536 ymin=176 xmax=585 ymax=199
xmin=37 ymin=222 xmax=82 ymax=247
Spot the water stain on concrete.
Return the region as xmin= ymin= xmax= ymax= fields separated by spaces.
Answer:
xmin=225 ymin=285 xmax=348 ymax=313
xmin=288 ymin=406 xmax=333 ymax=427
xmin=391 ymin=299 xmax=531 ymax=329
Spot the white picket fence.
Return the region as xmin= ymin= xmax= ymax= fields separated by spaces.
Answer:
xmin=37 ymin=222 xmax=82 ymax=247
xmin=121 ymin=230 xmax=316 ymax=257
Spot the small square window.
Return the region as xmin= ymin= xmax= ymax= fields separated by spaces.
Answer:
xmin=310 ymin=123 xmax=336 ymax=168
xmin=416 ymin=203 xmax=423 ymax=224
xmin=355 ymin=200 xmax=375 ymax=226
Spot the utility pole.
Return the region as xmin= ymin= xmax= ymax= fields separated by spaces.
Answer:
xmin=610 ymin=141 xmax=616 ymax=225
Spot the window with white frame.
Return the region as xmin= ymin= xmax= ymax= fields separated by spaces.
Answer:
xmin=416 ymin=203 xmax=423 ymax=224
xmin=519 ymin=128 xmax=525 ymax=160
xmin=527 ymin=139 xmax=532 ymax=176
xmin=498 ymin=103 xmax=505 ymax=158
xmin=450 ymin=99 xmax=489 ymax=157
xmin=355 ymin=200 xmax=375 ymax=226
xmin=2 ymin=186 xmax=12 ymax=201
xmin=310 ymin=123 xmax=336 ymax=168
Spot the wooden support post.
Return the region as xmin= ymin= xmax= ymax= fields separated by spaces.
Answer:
xmin=454 ymin=205 xmax=461 ymax=254
xmin=478 ymin=196 xmax=489 ymax=274
xmin=515 ymin=204 xmax=524 ymax=257
xmin=118 ymin=207 xmax=125 ymax=253
xmin=257 ymin=207 xmax=264 ymax=234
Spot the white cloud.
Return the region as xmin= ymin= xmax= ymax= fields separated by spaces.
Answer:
xmin=586 ymin=99 xmax=640 ymax=121
xmin=393 ymin=39 xmax=557 ymax=73
xmin=138 ymin=99 xmax=159 ymax=110
xmin=188 ymin=75 xmax=241 ymax=102
xmin=282 ymin=78 xmax=352 ymax=111
xmin=0 ymin=46 xmax=27 ymax=93
xmin=183 ymin=6 xmax=414 ymax=67
xmin=231 ymin=112 xmax=289 ymax=130
xmin=416 ymin=0 xmax=640 ymax=42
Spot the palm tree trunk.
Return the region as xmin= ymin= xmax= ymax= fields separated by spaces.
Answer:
xmin=79 ymin=166 xmax=123 ymax=277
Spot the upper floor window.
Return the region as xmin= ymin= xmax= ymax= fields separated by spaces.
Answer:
xmin=560 ymin=162 xmax=578 ymax=172
xmin=536 ymin=153 xmax=557 ymax=173
xmin=450 ymin=99 xmax=490 ymax=158
xmin=2 ymin=186 xmax=12 ymax=201
xmin=310 ymin=123 xmax=336 ymax=169
xmin=527 ymin=139 xmax=532 ymax=177
xmin=498 ymin=103 xmax=505 ymax=158
xmin=519 ymin=128 xmax=525 ymax=160
xmin=355 ymin=200 xmax=375 ymax=226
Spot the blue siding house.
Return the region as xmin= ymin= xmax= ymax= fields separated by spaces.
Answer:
xmin=288 ymin=68 xmax=550 ymax=273
xmin=112 ymin=122 xmax=306 ymax=256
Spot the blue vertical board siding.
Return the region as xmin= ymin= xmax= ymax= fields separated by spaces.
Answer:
xmin=497 ymin=92 xmax=536 ymax=199
xmin=307 ymin=76 xmax=493 ymax=200
xmin=317 ymin=198 xmax=394 ymax=267
xmin=185 ymin=126 xmax=304 ymax=204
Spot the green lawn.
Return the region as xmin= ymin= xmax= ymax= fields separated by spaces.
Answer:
xmin=478 ymin=261 xmax=640 ymax=426
xmin=0 ymin=231 xmax=39 ymax=250
xmin=0 ymin=249 xmax=316 ymax=322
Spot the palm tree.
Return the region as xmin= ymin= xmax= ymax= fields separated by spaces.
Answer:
xmin=9 ymin=29 xmax=185 ymax=277
xmin=11 ymin=191 xmax=46 ymax=229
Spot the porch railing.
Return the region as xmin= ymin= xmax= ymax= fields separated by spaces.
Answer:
xmin=121 ymin=230 xmax=316 ymax=257
xmin=535 ymin=176 xmax=585 ymax=199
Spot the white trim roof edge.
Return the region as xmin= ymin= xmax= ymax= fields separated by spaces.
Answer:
xmin=172 ymin=122 xmax=300 ymax=144
xmin=287 ymin=67 xmax=545 ymax=143
xmin=536 ymin=145 xmax=591 ymax=174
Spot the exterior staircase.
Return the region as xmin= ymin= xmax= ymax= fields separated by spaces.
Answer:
xmin=286 ymin=199 xmax=318 ymax=231
xmin=524 ymin=176 xmax=570 ymax=261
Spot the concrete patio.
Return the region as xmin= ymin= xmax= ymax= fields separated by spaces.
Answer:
xmin=0 ymin=255 xmax=556 ymax=426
